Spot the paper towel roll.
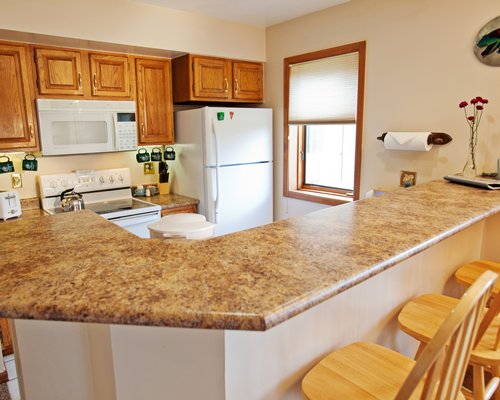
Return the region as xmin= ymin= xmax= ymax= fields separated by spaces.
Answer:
xmin=384 ymin=132 xmax=433 ymax=151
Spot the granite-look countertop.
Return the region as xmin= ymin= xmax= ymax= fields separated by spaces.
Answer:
xmin=0 ymin=181 xmax=499 ymax=331
xmin=146 ymin=193 xmax=199 ymax=210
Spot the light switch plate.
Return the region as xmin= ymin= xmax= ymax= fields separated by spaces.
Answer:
xmin=400 ymin=170 xmax=416 ymax=187
xmin=11 ymin=173 xmax=22 ymax=188
xmin=144 ymin=162 xmax=155 ymax=175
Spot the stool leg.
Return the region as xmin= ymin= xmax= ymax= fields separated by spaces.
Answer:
xmin=473 ymin=365 xmax=486 ymax=400
xmin=493 ymin=366 xmax=500 ymax=400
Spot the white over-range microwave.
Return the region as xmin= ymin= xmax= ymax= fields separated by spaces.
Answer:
xmin=37 ymin=99 xmax=137 ymax=156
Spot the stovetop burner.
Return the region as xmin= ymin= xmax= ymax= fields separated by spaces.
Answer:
xmin=85 ymin=198 xmax=155 ymax=215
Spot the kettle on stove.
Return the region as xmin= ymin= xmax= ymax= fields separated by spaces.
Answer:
xmin=60 ymin=188 xmax=85 ymax=212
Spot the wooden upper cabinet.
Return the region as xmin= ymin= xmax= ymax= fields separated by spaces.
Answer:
xmin=34 ymin=47 xmax=133 ymax=99
xmin=0 ymin=43 xmax=38 ymax=151
xmin=89 ymin=53 xmax=130 ymax=97
xmin=192 ymin=56 xmax=232 ymax=100
xmin=172 ymin=54 xmax=263 ymax=103
xmin=232 ymin=61 xmax=263 ymax=102
xmin=35 ymin=48 xmax=84 ymax=96
xmin=135 ymin=58 xmax=174 ymax=145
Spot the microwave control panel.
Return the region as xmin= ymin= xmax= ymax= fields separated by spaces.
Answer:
xmin=115 ymin=121 xmax=137 ymax=151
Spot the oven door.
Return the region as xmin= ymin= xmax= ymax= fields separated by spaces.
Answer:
xmin=107 ymin=211 xmax=161 ymax=238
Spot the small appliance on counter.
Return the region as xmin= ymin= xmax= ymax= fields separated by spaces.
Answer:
xmin=0 ymin=191 xmax=22 ymax=220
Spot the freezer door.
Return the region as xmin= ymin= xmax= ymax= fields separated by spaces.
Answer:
xmin=204 ymin=162 xmax=273 ymax=237
xmin=204 ymin=108 xmax=272 ymax=167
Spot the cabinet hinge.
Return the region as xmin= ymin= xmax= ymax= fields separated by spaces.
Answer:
xmin=192 ymin=82 xmax=195 ymax=92
xmin=191 ymin=62 xmax=194 ymax=71
xmin=33 ymin=49 xmax=37 ymax=65
xmin=36 ymin=79 xmax=40 ymax=89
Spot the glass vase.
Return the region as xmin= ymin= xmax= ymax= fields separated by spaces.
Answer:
xmin=462 ymin=147 xmax=477 ymax=178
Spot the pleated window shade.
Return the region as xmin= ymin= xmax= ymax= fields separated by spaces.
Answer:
xmin=289 ymin=52 xmax=359 ymax=125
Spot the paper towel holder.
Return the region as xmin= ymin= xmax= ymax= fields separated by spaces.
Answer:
xmin=377 ymin=132 xmax=453 ymax=145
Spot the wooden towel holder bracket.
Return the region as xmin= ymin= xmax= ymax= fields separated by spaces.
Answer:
xmin=377 ymin=132 xmax=453 ymax=145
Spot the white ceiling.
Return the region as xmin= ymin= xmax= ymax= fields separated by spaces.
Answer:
xmin=133 ymin=0 xmax=349 ymax=27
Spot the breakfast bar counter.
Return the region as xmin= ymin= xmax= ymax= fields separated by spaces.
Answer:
xmin=0 ymin=180 xmax=499 ymax=399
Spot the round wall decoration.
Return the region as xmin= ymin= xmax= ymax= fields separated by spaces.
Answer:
xmin=474 ymin=16 xmax=500 ymax=66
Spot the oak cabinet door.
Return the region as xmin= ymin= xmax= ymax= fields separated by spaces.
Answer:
xmin=135 ymin=58 xmax=174 ymax=145
xmin=192 ymin=56 xmax=232 ymax=100
xmin=35 ymin=48 xmax=84 ymax=95
xmin=160 ymin=204 xmax=197 ymax=217
xmin=0 ymin=43 xmax=38 ymax=150
xmin=232 ymin=61 xmax=263 ymax=102
xmin=89 ymin=53 xmax=131 ymax=97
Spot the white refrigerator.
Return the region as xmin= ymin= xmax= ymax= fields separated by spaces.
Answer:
xmin=172 ymin=107 xmax=273 ymax=236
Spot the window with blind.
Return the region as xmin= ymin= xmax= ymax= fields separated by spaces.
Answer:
xmin=283 ymin=42 xmax=365 ymax=205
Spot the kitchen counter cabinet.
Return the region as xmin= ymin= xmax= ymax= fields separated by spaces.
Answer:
xmin=34 ymin=47 xmax=134 ymax=100
xmin=146 ymin=193 xmax=199 ymax=216
xmin=135 ymin=58 xmax=174 ymax=145
xmin=88 ymin=53 xmax=132 ymax=98
xmin=34 ymin=47 xmax=85 ymax=96
xmin=0 ymin=42 xmax=38 ymax=151
xmin=172 ymin=54 xmax=263 ymax=103
xmin=1 ymin=181 xmax=499 ymax=399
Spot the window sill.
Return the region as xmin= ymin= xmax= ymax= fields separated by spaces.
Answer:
xmin=285 ymin=189 xmax=353 ymax=206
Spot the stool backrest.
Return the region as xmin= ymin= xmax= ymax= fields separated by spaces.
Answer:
xmin=474 ymin=288 xmax=500 ymax=351
xmin=395 ymin=270 xmax=497 ymax=400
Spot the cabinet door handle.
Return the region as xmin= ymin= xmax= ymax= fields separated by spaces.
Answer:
xmin=93 ymin=74 xmax=97 ymax=89
xmin=78 ymin=73 xmax=82 ymax=89
xmin=224 ymin=78 xmax=228 ymax=93
xmin=234 ymin=79 xmax=239 ymax=93
xmin=141 ymin=122 xmax=145 ymax=137
xmin=29 ymin=123 xmax=34 ymax=139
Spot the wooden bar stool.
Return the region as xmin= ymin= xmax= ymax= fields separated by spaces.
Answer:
xmin=398 ymin=281 xmax=500 ymax=399
xmin=456 ymin=260 xmax=500 ymax=296
xmin=302 ymin=271 xmax=496 ymax=400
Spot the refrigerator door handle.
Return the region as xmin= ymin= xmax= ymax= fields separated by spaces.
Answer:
xmin=211 ymin=119 xmax=221 ymax=222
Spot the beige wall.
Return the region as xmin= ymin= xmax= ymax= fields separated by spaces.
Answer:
xmin=266 ymin=0 xmax=500 ymax=219
xmin=0 ymin=0 xmax=265 ymax=60
xmin=0 ymin=0 xmax=265 ymax=198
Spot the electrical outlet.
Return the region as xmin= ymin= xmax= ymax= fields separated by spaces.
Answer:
xmin=11 ymin=173 xmax=22 ymax=188
xmin=400 ymin=170 xmax=416 ymax=187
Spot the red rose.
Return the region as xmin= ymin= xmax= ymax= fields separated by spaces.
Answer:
xmin=482 ymin=99 xmax=489 ymax=104
xmin=475 ymin=96 xmax=483 ymax=101
xmin=476 ymin=105 xmax=484 ymax=110
xmin=471 ymin=98 xmax=479 ymax=104
xmin=468 ymin=116 xmax=475 ymax=121
xmin=459 ymin=101 xmax=468 ymax=108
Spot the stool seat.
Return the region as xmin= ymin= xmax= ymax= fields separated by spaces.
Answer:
xmin=302 ymin=342 xmax=467 ymax=399
xmin=302 ymin=342 xmax=416 ymax=399
xmin=398 ymin=294 xmax=500 ymax=367
xmin=456 ymin=260 xmax=500 ymax=295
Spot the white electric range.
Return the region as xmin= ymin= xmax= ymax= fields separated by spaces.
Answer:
xmin=38 ymin=168 xmax=161 ymax=238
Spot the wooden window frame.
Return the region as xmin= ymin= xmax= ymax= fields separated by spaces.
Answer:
xmin=283 ymin=41 xmax=366 ymax=206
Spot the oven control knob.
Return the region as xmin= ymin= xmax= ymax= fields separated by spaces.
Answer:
xmin=99 ymin=176 xmax=105 ymax=184
xmin=109 ymin=176 xmax=115 ymax=183
xmin=118 ymin=174 xmax=124 ymax=182
xmin=50 ymin=180 xmax=58 ymax=189
xmin=61 ymin=179 xmax=69 ymax=188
